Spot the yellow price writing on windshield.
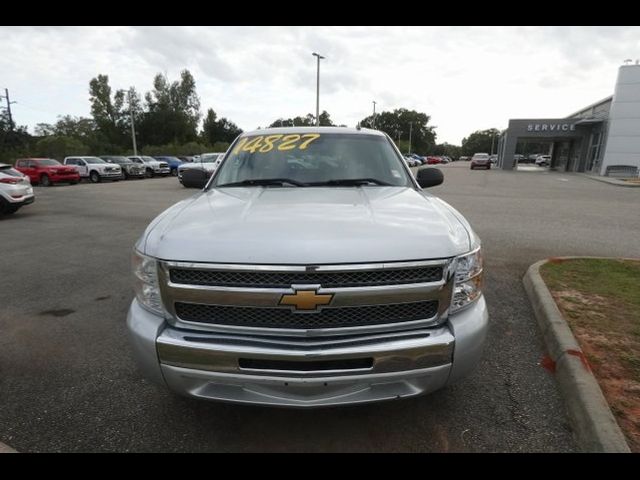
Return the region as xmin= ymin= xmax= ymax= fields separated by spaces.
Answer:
xmin=232 ymin=133 xmax=321 ymax=155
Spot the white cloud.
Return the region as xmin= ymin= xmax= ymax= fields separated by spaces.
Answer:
xmin=1 ymin=25 xmax=637 ymax=145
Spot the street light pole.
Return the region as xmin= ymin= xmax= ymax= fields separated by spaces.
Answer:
xmin=408 ymin=122 xmax=413 ymax=154
xmin=129 ymin=91 xmax=138 ymax=156
xmin=372 ymin=101 xmax=377 ymax=128
xmin=312 ymin=52 xmax=325 ymax=126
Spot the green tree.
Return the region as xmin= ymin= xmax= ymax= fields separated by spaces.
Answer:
xmin=89 ymin=74 xmax=128 ymax=148
xmin=139 ymin=70 xmax=201 ymax=146
xmin=34 ymin=135 xmax=89 ymax=160
xmin=433 ymin=142 xmax=462 ymax=159
xmin=201 ymin=109 xmax=243 ymax=144
xmin=268 ymin=110 xmax=334 ymax=128
xmin=35 ymin=115 xmax=96 ymax=141
xmin=359 ymin=108 xmax=436 ymax=154
xmin=0 ymin=111 xmax=32 ymax=163
xmin=461 ymin=128 xmax=501 ymax=156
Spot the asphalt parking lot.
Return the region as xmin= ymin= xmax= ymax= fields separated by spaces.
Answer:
xmin=2 ymin=164 xmax=639 ymax=452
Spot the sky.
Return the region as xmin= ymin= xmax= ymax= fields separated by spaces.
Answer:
xmin=2 ymin=26 xmax=639 ymax=145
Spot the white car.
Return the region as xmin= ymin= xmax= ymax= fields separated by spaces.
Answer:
xmin=127 ymin=155 xmax=171 ymax=177
xmin=0 ymin=163 xmax=35 ymax=215
xmin=64 ymin=156 xmax=123 ymax=183
xmin=178 ymin=152 xmax=225 ymax=187
xmin=535 ymin=155 xmax=551 ymax=166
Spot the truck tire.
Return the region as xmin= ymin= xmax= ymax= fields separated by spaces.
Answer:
xmin=146 ymin=168 xmax=154 ymax=178
xmin=90 ymin=171 xmax=101 ymax=183
xmin=40 ymin=174 xmax=52 ymax=187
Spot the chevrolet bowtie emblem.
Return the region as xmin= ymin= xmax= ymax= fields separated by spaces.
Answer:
xmin=279 ymin=289 xmax=334 ymax=311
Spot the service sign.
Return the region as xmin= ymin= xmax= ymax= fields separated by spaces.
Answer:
xmin=526 ymin=123 xmax=577 ymax=132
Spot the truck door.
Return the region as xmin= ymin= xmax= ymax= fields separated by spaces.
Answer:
xmin=75 ymin=159 xmax=89 ymax=177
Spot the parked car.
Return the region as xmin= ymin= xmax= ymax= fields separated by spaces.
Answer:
xmin=0 ymin=163 xmax=35 ymax=215
xmin=14 ymin=158 xmax=80 ymax=186
xmin=489 ymin=155 xmax=497 ymax=164
xmin=440 ymin=156 xmax=452 ymax=164
xmin=513 ymin=154 xmax=525 ymax=164
xmin=178 ymin=156 xmax=196 ymax=163
xmin=100 ymin=156 xmax=145 ymax=180
xmin=528 ymin=153 xmax=542 ymax=162
xmin=63 ymin=156 xmax=122 ymax=183
xmin=459 ymin=156 xmax=470 ymax=162
xmin=127 ymin=155 xmax=171 ymax=177
xmin=409 ymin=154 xmax=425 ymax=165
xmin=470 ymin=153 xmax=491 ymax=170
xmin=535 ymin=155 xmax=551 ymax=167
xmin=178 ymin=152 xmax=225 ymax=187
xmin=426 ymin=156 xmax=441 ymax=165
xmin=403 ymin=156 xmax=419 ymax=167
xmin=127 ymin=126 xmax=488 ymax=407
xmin=153 ymin=156 xmax=183 ymax=176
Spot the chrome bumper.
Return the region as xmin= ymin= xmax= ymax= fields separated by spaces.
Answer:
xmin=126 ymin=296 xmax=488 ymax=407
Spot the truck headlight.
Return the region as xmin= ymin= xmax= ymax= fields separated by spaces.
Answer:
xmin=451 ymin=247 xmax=483 ymax=313
xmin=132 ymin=250 xmax=164 ymax=315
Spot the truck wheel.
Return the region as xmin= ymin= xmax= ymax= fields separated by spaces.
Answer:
xmin=40 ymin=174 xmax=52 ymax=187
xmin=146 ymin=168 xmax=154 ymax=178
xmin=90 ymin=171 xmax=101 ymax=183
xmin=171 ymin=168 xmax=178 ymax=176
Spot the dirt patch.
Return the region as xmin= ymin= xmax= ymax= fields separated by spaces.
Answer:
xmin=541 ymin=258 xmax=640 ymax=452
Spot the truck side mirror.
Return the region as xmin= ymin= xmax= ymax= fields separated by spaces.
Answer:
xmin=181 ymin=168 xmax=209 ymax=189
xmin=416 ymin=168 xmax=444 ymax=188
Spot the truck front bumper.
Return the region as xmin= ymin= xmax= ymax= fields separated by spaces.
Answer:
xmin=126 ymin=296 xmax=488 ymax=408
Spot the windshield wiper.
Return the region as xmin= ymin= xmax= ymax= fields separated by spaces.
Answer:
xmin=307 ymin=178 xmax=392 ymax=186
xmin=217 ymin=178 xmax=306 ymax=187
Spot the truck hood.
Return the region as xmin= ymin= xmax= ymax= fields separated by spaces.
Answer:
xmin=142 ymin=187 xmax=473 ymax=264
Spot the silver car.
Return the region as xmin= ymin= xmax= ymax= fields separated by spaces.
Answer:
xmin=127 ymin=127 xmax=488 ymax=407
xmin=0 ymin=163 xmax=35 ymax=215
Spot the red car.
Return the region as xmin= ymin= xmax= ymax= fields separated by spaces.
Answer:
xmin=14 ymin=158 xmax=80 ymax=186
xmin=426 ymin=156 xmax=441 ymax=165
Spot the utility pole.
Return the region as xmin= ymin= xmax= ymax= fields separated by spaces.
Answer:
xmin=490 ymin=131 xmax=496 ymax=156
xmin=129 ymin=91 xmax=138 ymax=156
xmin=372 ymin=101 xmax=377 ymax=129
xmin=1 ymin=88 xmax=17 ymax=130
xmin=408 ymin=122 xmax=413 ymax=154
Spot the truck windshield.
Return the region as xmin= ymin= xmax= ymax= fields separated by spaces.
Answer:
xmin=84 ymin=157 xmax=106 ymax=164
xmin=212 ymin=133 xmax=411 ymax=188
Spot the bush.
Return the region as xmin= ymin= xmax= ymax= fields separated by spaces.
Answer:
xmin=33 ymin=136 xmax=90 ymax=161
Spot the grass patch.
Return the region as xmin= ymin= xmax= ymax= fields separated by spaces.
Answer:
xmin=540 ymin=258 xmax=640 ymax=452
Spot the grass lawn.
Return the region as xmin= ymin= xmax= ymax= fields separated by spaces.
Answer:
xmin=541 ymin=258 xmax=640 ymax=452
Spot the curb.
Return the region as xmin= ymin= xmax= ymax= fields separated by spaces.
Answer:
xmin=523 ymin=258 xmax=631 ymax=453
xmin=579 ymin=174 xmax=640 ymax=188
xmin=0 ymin=442 xmax=17 ymax=453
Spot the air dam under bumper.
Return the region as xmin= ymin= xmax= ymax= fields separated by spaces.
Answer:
xmin=126 ymin=296 xmax=488 ymax=407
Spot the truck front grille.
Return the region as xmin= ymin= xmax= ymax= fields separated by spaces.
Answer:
xmin=175 ymin=300 xmax=439 ymax=330
xmin=170 ymin=266 xmax=444 ymax=288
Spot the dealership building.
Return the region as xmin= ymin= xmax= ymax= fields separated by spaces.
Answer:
xmin=496 ymin=63 xmax=640 ymax=176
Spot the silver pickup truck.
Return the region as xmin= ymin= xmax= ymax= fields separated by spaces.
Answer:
xmin=127 ymin=127 xmax=488 ymax=407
